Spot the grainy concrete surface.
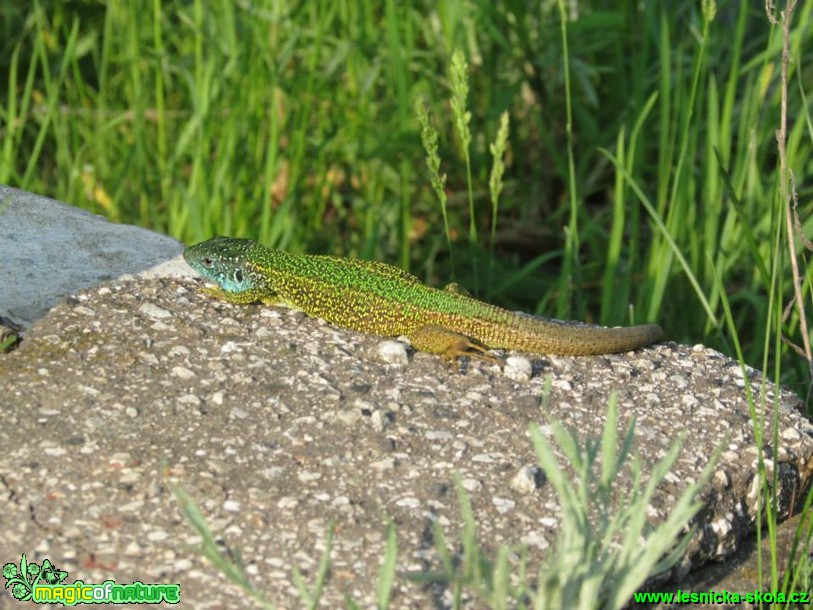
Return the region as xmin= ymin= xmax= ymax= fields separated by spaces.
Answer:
xmin=1 ymin=277 xmax=811 ymax=608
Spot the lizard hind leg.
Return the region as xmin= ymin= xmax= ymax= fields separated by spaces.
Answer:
xmin=409 ymin=324 xmax=499 ymax=370
xmin=442 ymin=282 xmax=473 ymax=297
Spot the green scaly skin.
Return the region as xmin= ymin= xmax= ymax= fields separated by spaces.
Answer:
xmin=183 ymin=237 xmax=663 ymax=366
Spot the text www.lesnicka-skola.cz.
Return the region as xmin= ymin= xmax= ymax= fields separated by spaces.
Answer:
xmin=633 ymin=589 xmax=808 ymax=605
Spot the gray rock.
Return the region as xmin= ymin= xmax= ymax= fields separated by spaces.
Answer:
xmin=0 ymin=185 xmax=188 ymax=327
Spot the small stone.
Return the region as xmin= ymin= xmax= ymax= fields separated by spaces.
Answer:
xmin=551 ymin=378 xmax=572 ymax=391
xmin=138 ymin=303 xmax=172 ymax=319
xmin=146 ymin=529 xmax=169 ymax=541
xmin=376 ymin=340 xmax=410 ymax=365
xmin=504 ymin=356 xmax=533 ymax=381
xmin=511 ymin=466 xmax=544 ymax=494
xmin=781 ymin=427 xmax=800 ymax=441
xmin=171 ymin=366 xmax=195 ymax=380
xmin=370 ymin=410 xmax=386 ymax=432
xmin=337 ymin=409 xmax=362 ymax=426
xmin=492 ymin=497 xmax=516 ymax=513
xmin=277 ymin=497 xmax=299 ymax=509
xmin=370 ymin=457 xmax=396 ymax=471
xmin=297 ymin=471 xmax=322 ymax=482
xmin=426 ymin=430 xmax=453 ymax=440
xmin=713 ymin=469 xmax=730 ymax=489
xmin=395 ymin=497 xmax=420 ymax=508
xmin=230 ymin=407 xmax=249 ymax=419
xmin=461 ymin=478 xmax=482 ymax=492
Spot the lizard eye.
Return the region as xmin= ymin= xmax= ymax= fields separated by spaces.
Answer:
xmin=202 ymin=257 xmax=213 ymax=268
xmin=234 ymin=269 xmax=244 ymax=284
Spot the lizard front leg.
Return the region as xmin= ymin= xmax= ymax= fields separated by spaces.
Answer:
xmin=200 ymin=285 xmax=282 ymax=306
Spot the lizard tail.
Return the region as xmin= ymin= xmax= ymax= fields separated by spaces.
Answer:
xmin=521 ymin=321 xmax=664 ymax=355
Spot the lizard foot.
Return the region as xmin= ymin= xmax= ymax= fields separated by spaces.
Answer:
xmin=410 ymin=325 xmax=500 ymax=372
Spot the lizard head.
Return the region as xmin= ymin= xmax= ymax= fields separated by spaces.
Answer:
xmin=183 ymin=236 xmax=260 ymax=294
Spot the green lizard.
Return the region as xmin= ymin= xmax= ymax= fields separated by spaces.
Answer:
xmin=184 ymin=236 xmax=663 ymax=366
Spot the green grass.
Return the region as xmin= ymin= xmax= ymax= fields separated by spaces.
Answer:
xmin=3 ymin=0 xmax=813 ymax=605
xmin=0 ymin=332 xmax=19 ymax=352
